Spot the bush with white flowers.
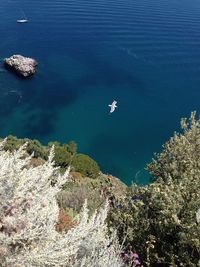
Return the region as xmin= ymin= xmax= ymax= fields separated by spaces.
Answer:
xmin=0 ymin=140 xmax=122 ymax=267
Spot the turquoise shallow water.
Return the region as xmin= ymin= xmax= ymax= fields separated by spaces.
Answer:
xmin=1 ymin=0 xmax=200 ymax=184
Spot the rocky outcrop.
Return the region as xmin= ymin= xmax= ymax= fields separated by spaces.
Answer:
xmin=4 ymin=55 xmax=37 ymax=77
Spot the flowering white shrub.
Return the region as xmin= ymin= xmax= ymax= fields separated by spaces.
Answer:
xmin=0 ymin=141 xmax=123 ymax=267
xmin=196 ymin=208 xmax=200 ymax=223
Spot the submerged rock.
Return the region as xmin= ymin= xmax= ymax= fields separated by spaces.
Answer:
xmin=4 ymin=55 xmax=37 ymax=77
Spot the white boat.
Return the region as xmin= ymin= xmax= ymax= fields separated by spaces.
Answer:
xmin=17 ymin=19 xmax=28 ymax=23
xmin=17 ymin=10 xmax=28 ymax=23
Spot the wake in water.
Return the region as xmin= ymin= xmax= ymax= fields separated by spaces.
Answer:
xmin=0 ymin=61 xmax=6 ymax=74
xmin=0 ymin=68 xmax=6 ymax=74
xmin=133 ymin=168 xmax=150 ymax=184
xmin=134 ymin=169 xmax=142 ymax=181
xmin=3 ymin=90 xmax=22 ymax=103
xmin=117 ymin=45 xmax=156 ymax=65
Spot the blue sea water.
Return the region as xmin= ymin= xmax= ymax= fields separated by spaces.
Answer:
xmin=1 ymin=0 xmax=200 ymax=185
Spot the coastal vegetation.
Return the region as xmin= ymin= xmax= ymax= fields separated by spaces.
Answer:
xmin=2 ymin=136 xmax=100 ymax=178
xmin=0 ymin=112 xmax=200 ymax=266
xmin=72 ymin=154 xmax=100 ymax=179
xmin=108 ymin=112 xmax=200 ymax=266
xmin=0 ymin=143 xmax=122 ymax=266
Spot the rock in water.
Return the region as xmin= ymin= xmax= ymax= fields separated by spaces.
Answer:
xmin=4 ymin=55 xmax=37 ymax=77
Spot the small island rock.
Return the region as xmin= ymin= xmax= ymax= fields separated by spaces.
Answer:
xmin=4 ymin=55 xmax=38 ymax=77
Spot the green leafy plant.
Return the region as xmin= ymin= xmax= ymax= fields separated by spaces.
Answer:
xmin=72 ymin=153 xmax=100 ymax=179
xmin=53 ymin=145 xmax=71 ymax=167
xmin=109 ymin=112 xmax=200 ymax=266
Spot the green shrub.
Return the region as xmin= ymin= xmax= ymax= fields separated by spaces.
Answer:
xmin=67 ymin=141 xmax=77 ymax=155
xmin=3 ymin=135 xmax=22 ymax=151
xmin=3 ymin=136 xmax=47 ymax=160
xmin=57 ymin=185 xmax=104 ymax=215
xmin=47 ymin=141 xmax=61 ymax=147
xmin=48 ymin=141 xmax=77 ymax=167
xmin=108 ymin=112 xmax=200 ymax=267
xmin=25 ymin=139 xmax=48 ymax=159
xmin=72 ymin=154 xmax=100 ymax=178
xmin=54 ymin=145 xmax=71 ymax=167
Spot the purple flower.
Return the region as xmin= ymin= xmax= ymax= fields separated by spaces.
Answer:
xmin=124 ymin=253 xmax=129 ymax=258
xmin=134 ymin=259 xmax=141 ymax=265
xmin=132 ymin=253 xmax=139 ymax=259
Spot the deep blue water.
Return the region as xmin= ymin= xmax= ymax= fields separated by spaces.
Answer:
xmin=1 ymin=0 xmax=200 ymax=185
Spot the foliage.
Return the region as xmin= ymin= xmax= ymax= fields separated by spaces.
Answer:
xmin=48 ymin=141 xmax=61 ymax=147
xmin=2 ymin=136 xmax=101 ymax=179
xmin=54 ymin=145 xmax=71 ymax=167
xmin=3 ymin=135 xmax=48 ymax=159
xmin=48 ymin=141 xmax=77 ymax=168
xmin=109 ymin=112 xmax=200 ymax=267
xmin=25 ymin=138 xmax=48 ymax=159
xmin=57 ymin=172 xmax=127 ymax=224
xmin=72 ymin=153 xmax=100 ymax=179
xmin=0 ymin=141 xmax=123 ymax=267
xmin=67 ymin=141 xmax=77 ymax=155
xmin=57 ymin=185 xmax=104 ymax=215
xmin=55 ymin=208 xmax=76 ymax=233
xmin=148 ymin=111 xmax=200 ymax=183
xmin=2 ymin=135 xmax=22 ymax=151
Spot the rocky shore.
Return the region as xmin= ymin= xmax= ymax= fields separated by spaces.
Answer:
xmin=4 ymin=54 xmax=37 ymax=77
